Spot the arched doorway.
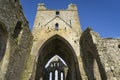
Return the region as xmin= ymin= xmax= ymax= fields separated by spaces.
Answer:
xmin=35 ymin=35 xmax=81 ymax=80
xmin=0 ymin=23 xmax=7 ymax=61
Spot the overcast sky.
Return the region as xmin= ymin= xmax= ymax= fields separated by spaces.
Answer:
xmin=20 ymin=0 xmax=120 ymax=38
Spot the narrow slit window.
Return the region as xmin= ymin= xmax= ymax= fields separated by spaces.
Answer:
xmin=38 ymin=23 xmax=40 ymax=27
xmin=70 ymin=20 xmax=71 ymax=25
xmin=57 ymin=63 xmax=59 ymax=67
xmin=61 ymin=72 xmax=64 ymax=80
xmin=55 ymin=70 xmax=58 ymax=80
xmin=49 ymin=72 xmax=52 ymax=80
xmin=55 ymin=23 xmax=59 ymax=30
xmin=118 ymin=45 xmax=120 ymax=49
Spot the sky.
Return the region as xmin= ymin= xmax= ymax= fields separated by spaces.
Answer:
xmin=20 ymin=0 xmax=120 ymax=38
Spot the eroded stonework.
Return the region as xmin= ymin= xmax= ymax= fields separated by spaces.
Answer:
xmin=0 ymin=1 xmax=120 ymax=80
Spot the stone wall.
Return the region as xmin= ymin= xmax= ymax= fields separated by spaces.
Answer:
xmin=80 ymin=28 xmax=106 ymax=80
xmin=33 ymin=3 xmax=82 ymax=34
xmin=0 ymin=0 xmax=33 ymax=80
xmin=97 ymin=38 xmax=120 ymax=80
xmin=80 ymin=28 xmax=120 ymax=80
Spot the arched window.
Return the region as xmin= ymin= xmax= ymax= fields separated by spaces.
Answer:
xmin=13 ymin=21 xmax=22 ymax=38
xmin=49 ymin=72 xmax=52 ymax=80
xmin=55 ymin=70 xmax=58 ymax=80
xmin=57 ymin=62 xmax=59 ymax=67
xmin=55 ymin=23 xmax=59 ymax=30
xmin=61 ymin=72 xmax=64 ymax=80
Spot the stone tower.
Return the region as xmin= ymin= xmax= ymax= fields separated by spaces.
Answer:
xmin=24 ymin=3 xmax=86 ymax=80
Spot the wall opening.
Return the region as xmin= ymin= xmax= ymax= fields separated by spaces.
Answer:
xmin=0 ymin=23 xmax=8 ymax=61
xmin=49 ymin=72 xmax=52 ymax=80
xmin=55 ymin=23 xmax=59 ymax=30
xmin=56 ymin=11 xmax=60 ymax=16
xmin=45 ymin=55 xmax=67 ymax=80
xmin=13 ymin=21 xmax=22 ymax=38
xmin=55 ymin=70 xmax=58 ymax=80
xmin=35 ymin=35 xmax=82 ymax=80
xmin=70 ymin=20 xmax=71 ymax=26
xmin=118 ymin=45 xmax=120 ymax=49
xmin=61 ymin=72 xmax=64 ymax=80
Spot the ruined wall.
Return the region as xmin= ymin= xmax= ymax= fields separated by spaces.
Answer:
xmin=80 ymin=28 xmax=106 ymax=80
xmin=80 ymin=28 xmax=120 ymax=80
xmin=97 ymin=38 xmax=120 ymax=80
xmin=0 ymin=0 xmax=33 ymax=80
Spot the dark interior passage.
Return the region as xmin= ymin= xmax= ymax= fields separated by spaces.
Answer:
xmin=35 ymin=35 xmax=82 ymax=80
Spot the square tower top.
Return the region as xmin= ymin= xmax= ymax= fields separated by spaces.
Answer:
xmin=37 ymin=3 xmax=77 ymax=11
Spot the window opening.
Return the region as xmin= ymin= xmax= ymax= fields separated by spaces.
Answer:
xmin=38 ymin=23 xmax=40 ymax=27
xmin=70 ymin=20 xmax=71 ymax=25
xmin=56 ymin=11 xmax=60 ymax=16
xmin=55 ymin=23 xmax=59 ymax=30
xmin=54 ymin=63 xmax=56 ymax=67
xmin=57 ymin=63 xmax=59 ymax=67
xmin=61 ymin=72 xmax=64 ymax=80
xmin=55 ymin=70 xmax=58 ymax=80
xmin=13 ymin=21 xmax=22 ymax=38
xmin=49 ymin=72 xmax=52 ymax=80
xmin=118 ymin=45 xmax=120 ymax=49
xmin=44 ymin=55 xmax=68 ymax=80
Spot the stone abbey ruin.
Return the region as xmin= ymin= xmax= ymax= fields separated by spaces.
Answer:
xmin=0 ymin=0 xmax=120 ymax=80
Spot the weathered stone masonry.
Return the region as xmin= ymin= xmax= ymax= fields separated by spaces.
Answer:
xmin=0 ymin=0 xmax=33 ymax=80
xmin=0 ymin=1 xmax=120 ymax=80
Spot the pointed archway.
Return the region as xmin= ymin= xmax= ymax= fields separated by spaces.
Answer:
xmin=35 ymin=35 xmax=81 ymax=80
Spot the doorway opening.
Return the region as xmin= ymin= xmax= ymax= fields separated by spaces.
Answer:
xmin=35 ymin=35 xmax=81 ymax=80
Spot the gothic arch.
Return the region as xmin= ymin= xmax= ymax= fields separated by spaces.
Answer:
xmin=80 ymin=28 xmax=107 ymax=80
xmin=35 ymin=34 xmax=81 ymax=80
xmin=0 ymin=22 xmax=8 ymax=62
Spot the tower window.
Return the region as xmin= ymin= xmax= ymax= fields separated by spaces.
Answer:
xmin=70 ymin=20 xmax=71 ymax=25
xmin=55 ymin=23 xmax=59 ymax=30
xmin=38 ymin=23 xmax=40 ymax=27
xmin=56 ymin=11 xmax=60 ymax=15
xmin=118 ymin=45 xmax=120 ymax=49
